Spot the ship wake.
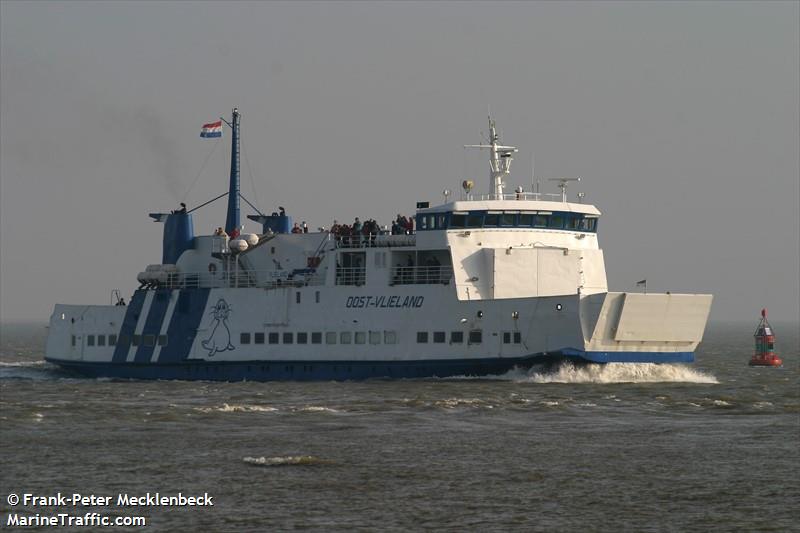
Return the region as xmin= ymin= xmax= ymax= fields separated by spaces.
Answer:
xmin=463 ymin=362 xmax=718 ymax=384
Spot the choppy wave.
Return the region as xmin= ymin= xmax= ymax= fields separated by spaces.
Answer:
xmin=195 ymin=403 xmax=278 ymax=413
xmin=504 ymin=362 xmax=718 ymax=384
xmin=243 ymin=455 xmax=330 ymax=467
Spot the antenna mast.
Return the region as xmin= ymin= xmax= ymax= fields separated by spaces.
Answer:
xmin=224 ymin=108 xmax=241 ymax=235
xmin=465 ymin=116 xmax=518 ymax=199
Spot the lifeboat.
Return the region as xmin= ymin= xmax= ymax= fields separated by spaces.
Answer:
xmin=749 ymin=308 xmax=782 ymax=367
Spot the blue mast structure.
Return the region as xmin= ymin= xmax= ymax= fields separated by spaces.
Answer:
xmin=225 ymin=107 xmax=241 ymax=235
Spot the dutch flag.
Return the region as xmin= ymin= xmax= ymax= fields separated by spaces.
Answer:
xmin=200 ymin=120 xmax=223 ymax=138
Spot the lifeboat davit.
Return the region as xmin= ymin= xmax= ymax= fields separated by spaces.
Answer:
xmin=749 ymin=308 xmax=782 ymax=367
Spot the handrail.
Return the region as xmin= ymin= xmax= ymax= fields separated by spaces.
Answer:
xmin=335 ymin=233 xmax=416 ymax=248
xmin=390 ymin=265 xmax=453 ymax=285
xmin=138 ymin=268 xmax=325 ymax=290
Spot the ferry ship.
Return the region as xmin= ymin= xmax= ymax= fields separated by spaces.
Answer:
xmin=45 ymin=109 xmax=713 ymax=380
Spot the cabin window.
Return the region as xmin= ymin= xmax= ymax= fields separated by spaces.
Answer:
xmin=268 ymin=333 xmax=279 ymax=344
xmin=549 ymin=215 xmax=564 ymax=229
xmin=97 ymin=335 xmax=106 ymax=347
xmin=433 ymin=331 xmax=446 ymax=343
xmin=514 ymin=332 xmax=522 ymax=344
xmin=254 ymin=332 xmax=265 ymax=344
xmin=132 ymin=335 xmax=140 ymax=347
xmin=158 ymin=335 xmax=168 ymax=346
xmin=449 ymin=214 xmax=466 ymax=228
xmin=297 ymin=332 xmax=308 ymax=344
xmin=534 ymin=215 xmax=549 ymax=227
xmin=87 ymin=335 xmax=95 ymax=347
xmin=580 ymin=218 xmax=597 ymax=232
xmin=315 ymin=291 xmax=321 ymax=303
xmin=71 ymin=335 xmax=76 ymax=347
xmin=567 ymin=216 xmax=581 ymax=230
xmin=108 ymin=334 xmax=117 ymax=346
xmin=326 ymin=332 xmax=337 ymax=344
xmin=417 ymin=331 xmax=428 ymax=343
xmin=500 ymin=213 xmax=516 ymax=226
xmin=369 ymin=331 xmax=381 ymax=345
xmin=450 ymin=331 xmax=464 ymax=344
xmin=144 ymin=335 xmax=155 ymax=347
xmin=468 ymin=330 xmax=483 ymax=344
xmin=241 ymin=333 xmax=251 ymax=344
xmin=119 ymin=334 xmax=130 ymax=346
xmin=503 ymin=332 xmax=512 ymax=344
xmin=296 ymin=292 xmax=301 ymax=304
xmin=283 ymin=332 xmax=294 ymax=344
xmin=340 ymin=332 xmax=352 ymax=344
xmin=437 ymin=214 xmax=447 ymax=228
xmin=519 ymin=213 xmax=534 ymax=226
xmin=466 ymin=214 xmax=484 ymax=228
xmin=484 ymin=214 xmax=499 ymax=227
xmin=355 ymin=332 xmax=366 ymax=344
xmin=384 ymin=331 xmax=397 ymax=344
xmin=311 ymin=332 xmax=322 ymax=344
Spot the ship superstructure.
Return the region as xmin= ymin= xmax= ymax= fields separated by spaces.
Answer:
xmin=45 ymin=110 xmax=713 ymax=380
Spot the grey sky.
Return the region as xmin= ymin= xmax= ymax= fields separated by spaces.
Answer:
xmin=1 ymin=1 xmax=798 ymax=324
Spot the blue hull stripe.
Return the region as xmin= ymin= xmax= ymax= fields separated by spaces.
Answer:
xmin=111 ymin=290 xmax=147 ymax=363
xmin=157 ymin=288 xmax=211 ymax=364
xmin=46 ymin=349 xmax=696 ymax=382
xmin=561 ymin=348 xmax=694 ymax=363
xmin=133 ymin=289 xmax=172 ymax=363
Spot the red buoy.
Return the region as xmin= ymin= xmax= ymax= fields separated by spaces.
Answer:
xmin=750 ymin=308 xmax=782 ymax=367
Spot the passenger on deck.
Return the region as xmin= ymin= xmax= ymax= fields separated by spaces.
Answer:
xmin=302 ymin=221 xmax=309 ymax=233
xmin=291 ymin=223 xmax=302 ymax=234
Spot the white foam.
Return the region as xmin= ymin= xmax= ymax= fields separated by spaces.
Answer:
xmin=243 ymin=455 xmax=328 ymax=467
xmin=195 ymin=403 xmax=278 ymax=413
xmin=294 ymin=406 xmax=341 ymax=413
xmin=516 ymin=363 xmax=718 ymax=384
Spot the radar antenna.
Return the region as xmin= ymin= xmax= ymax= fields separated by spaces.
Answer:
xmin=548 ymin=177 xmax=581 ymax=202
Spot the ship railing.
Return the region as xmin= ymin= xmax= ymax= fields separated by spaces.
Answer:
xmin=335 ymin=267 xmax=366 ymax=286
xmin=463 ymin=192 xmax=563 ymax=202
xmin=139 ymin=269 xmax=326 ymax=290
xmin=390 ymin=266 xmax=453 ymax=285
xmin=334 ymin=233 xmax=416 ymax=249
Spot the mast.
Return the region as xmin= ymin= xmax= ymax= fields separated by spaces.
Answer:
xmin=225 ymin=107 xmax=241 ymax=235
xmin=465 ymin=117 xmax=518 ymax=199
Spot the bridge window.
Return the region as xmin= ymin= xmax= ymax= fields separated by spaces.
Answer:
xmin=534 ymin=214 xmax=549 ymax=227
xmin=449 ymin=214 xmax=466 ymax=228
xmin=484 ymin=213 xmax=499 ymax=227
xmin=466 ymin=214 xmax=483 ymax=228
xmin=255 ymin=332 xmax=265 ymax=344
xmin=241 ymin=332 xmax=251 ymax=344
xmin=548 ymin=215 xmax=564 ymax=229
xmin=519 ymin=213 xmax=534 ymax=226
xmin=500 ymin=213 xmax=516 ymax=226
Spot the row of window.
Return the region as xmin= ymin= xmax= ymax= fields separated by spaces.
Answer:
xmin=75 ymin=334 xmax=168 ymax=348
xmin=76 ymin=329 xmax=522 ymax=349
xmin=241 ymin=331 xmax=399 ymax=345
xmin=417 ymin=211 xmax=598 ymax=232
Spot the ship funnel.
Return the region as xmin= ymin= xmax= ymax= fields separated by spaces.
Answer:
xmin=149 ymin=211 xmax=195 ymax=264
